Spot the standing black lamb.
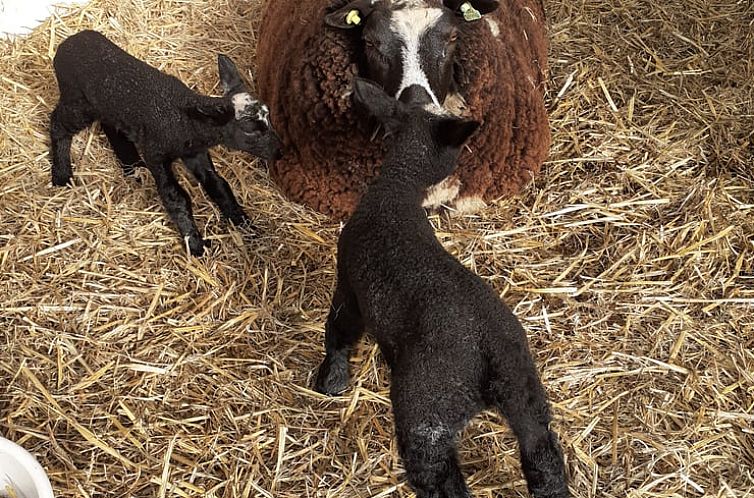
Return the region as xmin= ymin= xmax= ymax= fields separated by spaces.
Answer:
xmin=315 ymin=79 xmax=570 ymax=498
xmin=50 ymin=30 xmax=282 ymax=255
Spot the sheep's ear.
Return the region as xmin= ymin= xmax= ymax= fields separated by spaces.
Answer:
xmin=434 ymin=117 xmax=479 ymax=149
xmin=443 ymin=0 xmax=499 ymax=15
xmin=218 ymin=54 xmax=245 ymax=95
xmin=187 ymin=101 xmax=234 ymax=125
xmin=325 ymin=0 xmax=376 ymax=29
xmin=352 ymin=77 xmax=403 ymax=130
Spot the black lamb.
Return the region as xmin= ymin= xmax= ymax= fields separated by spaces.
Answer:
xmin=315 ymin=78 xmax=571 ymax=498
xmin=50 ymin=30 xmax=282 ymax=255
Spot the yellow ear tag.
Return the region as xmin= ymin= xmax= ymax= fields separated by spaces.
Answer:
xmin=460 ymin=2 xmax=481 ymax=21
xmin=346 ymin=9 xmax=362 ymax=25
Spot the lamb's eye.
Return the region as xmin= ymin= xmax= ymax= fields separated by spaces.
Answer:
xmin=244 ymin=120 xmax=267 ymax=133
xmin=449 ymin=32 xmax=459 ymax=43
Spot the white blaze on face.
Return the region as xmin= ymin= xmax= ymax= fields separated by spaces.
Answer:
xmin=255 ymin=104 xmax=271 ymax=127
xmin=390 ymin=7 xmax=444 ymax=106
xmin=260 ymin=105 xmax=271 ymax=126
xmin=231 ymin=92 xmax=271 ymax=125
xmin=232 ymin=93 xmax=254 ymax=119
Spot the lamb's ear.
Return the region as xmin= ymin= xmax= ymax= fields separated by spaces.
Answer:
xmin=435 ymin=117 xmax=480 ymax=149
xmin=443 ymin=0 xmax=499 ymax=15
xmin=187 ymin=100 xmax=234 ymax=125
xmin=218 ymin=54 xmax=244 ymax=95
xmin=325 ymin=0 xmax=377 ymax=29
xmin=352 ymin=77 xmax=404 ymax=130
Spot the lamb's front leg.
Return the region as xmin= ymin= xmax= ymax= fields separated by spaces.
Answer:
xmin=147 ymin=160 xmax=206 ymax=256
xmin=182 ymin=151 xmax=250 ymax=228
xmin=50 ymin=103 xmax=94 ymax=186
xmin=315 ymin=281 xmax=364 ymax=395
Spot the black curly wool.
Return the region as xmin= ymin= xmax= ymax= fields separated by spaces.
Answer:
xmin=50 ymin=30 xmax=281 ymax=255
xmin=315 ymin=79 xmax=570 ymax=498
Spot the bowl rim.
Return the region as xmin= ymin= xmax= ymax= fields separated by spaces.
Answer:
xmin=0 ymin=436 xmax=55 ymax=498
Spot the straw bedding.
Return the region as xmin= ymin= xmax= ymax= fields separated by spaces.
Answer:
xmin=0 ymin=0 xmax=752 ymax=497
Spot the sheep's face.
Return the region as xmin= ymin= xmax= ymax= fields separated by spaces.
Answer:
xmin=217 ymin=55 xmax=283 ymax=161
xmin=326 ymin=0 xmax=499 ymax=106
xmin=352 ymin=77 xmax=479 ymax=186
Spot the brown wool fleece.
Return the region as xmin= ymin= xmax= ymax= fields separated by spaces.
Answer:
xmin=257 ymin=0 xmax=549 ymax=220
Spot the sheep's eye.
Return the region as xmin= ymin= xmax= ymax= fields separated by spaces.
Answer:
xmin=365 ymin=39 xmax=385 ymax=53
xmin=449 ymin=32 xmax=459 ymax=43
xmin=365 ymin=44 xmax=388 ymax=62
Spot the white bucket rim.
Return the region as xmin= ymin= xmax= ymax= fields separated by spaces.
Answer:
xmin=0 ymin=436 xmax=54 ymax=498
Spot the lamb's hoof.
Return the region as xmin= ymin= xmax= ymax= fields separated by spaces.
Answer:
xmin=123 ymin=170 xmax=142 ymax=184
xmin=527 ymin=476 xmax=571 ymax=498
xmin=232 ymin=215 xmax=258 ymax=241
xmin=187 ymin=235 xmax=209 ymax=256
xmin=533 ymin=491 xmax=571 ymax=498
xmin=233 ymin=213 xmax=255 ymax=229
xmin=315 ymin=356 xmax=350 ymax=395
xmin=52 ymin=172 xmax=73 ymax=187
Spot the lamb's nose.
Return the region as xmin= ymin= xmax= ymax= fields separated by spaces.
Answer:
xmin=398 ymin=84 xmax=434 ymax=105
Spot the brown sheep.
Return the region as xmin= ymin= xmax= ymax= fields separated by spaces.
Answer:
xmin=257 ymin=0 xmax=549 ymax=220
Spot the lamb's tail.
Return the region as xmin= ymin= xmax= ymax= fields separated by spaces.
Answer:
xmin=486 ymin=329 xmax=571 ymax=498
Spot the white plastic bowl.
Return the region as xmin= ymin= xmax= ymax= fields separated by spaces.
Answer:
xmin=0 ymin=437 xmax=54 ymax=498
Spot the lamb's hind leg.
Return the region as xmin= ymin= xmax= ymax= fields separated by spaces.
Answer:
xmin=392 ymin=380 xmax=470 ymax=498
xmin=101 ymin=124 xmax=145 ymax=177
xmin=314 ymin=281 xmax=364 ymax=395
xmin=182 ymin=151 xmax=250 ymax=227
xmin=146 ymin=160 xmax=206 ymax=256
xmin=397 ymin=429 xmax=469 ymax=498
xmin=50 ymin=102 xmax=93 ymax=186
xmin=489 ymin=354 xmax=570 ymax=498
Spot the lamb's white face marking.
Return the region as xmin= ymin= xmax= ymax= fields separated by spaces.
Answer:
xmin=232 ymin=92 xmax=270 ymax=125
xmin=232 ymin=93 xmax=254 ymax=119
xmin=390 ymin=7 xmax=444 ymax=106
xmin=257 ymin=104 xmax=271 ymax=126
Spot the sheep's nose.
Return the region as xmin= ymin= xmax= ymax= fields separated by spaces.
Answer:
xmin=398 ymin=84 xmax=434 ymax=105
